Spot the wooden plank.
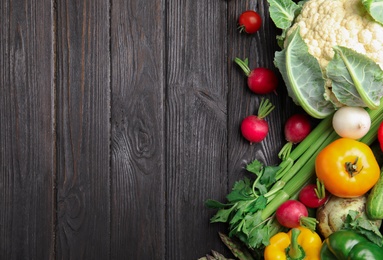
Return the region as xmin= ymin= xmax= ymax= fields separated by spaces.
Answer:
xmin=0 ymin=0 xmax=55 ymax=259
xmin=55 ymin=0 xmax=110 ymax=258
xmin=109 ymin=1 xmax=166 ymax=259
xmin=166 ymin=1 xmax=230 ymax=258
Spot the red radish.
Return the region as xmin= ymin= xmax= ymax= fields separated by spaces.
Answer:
xmin=241 ymin=98 xmax=275 ymax=144
xmin=298 ymin=179 xmax=329 ymax=208
xmin=234 ymin=57 xmax=278 ymax=95
xmin=278 ymin=114 xmax=311 ymax=160
xmin=276 ymin=200 xmax=317 ymax=231
xmin=378 ymin=121 xmax=383 ymax=152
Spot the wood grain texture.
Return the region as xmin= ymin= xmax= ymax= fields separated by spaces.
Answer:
xmin=0 ymin=0 xmax=55 ymax=259
xmin=55 ymin=0 xmax=111 ymax=258
xmin=110 ymin=0 xmax=166 ymax=259
xmin=166 ymin=0 xmax=230 ymax=258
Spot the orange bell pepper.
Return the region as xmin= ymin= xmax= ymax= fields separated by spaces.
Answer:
xmin=264 ymin=226 xmax=322 ymax=260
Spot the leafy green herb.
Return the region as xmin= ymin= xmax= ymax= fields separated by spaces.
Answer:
xmin=342 ymin=210 xmax=383 ymax=247
xmin=205 ymin=160 xmax=283 ymax=250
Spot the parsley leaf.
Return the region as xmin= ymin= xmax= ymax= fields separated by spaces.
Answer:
xmin=342 ymin=210 xmax=383 ymax=247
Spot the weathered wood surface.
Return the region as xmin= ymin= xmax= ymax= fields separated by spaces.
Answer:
xmin=0 ymin=0 xmax=299 ymax=259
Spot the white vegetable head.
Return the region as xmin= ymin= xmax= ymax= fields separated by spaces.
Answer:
xmin=286 ymin=0 xmax=383 ymax=70
xmin=332 ymin=106 xmax=371 ymax=139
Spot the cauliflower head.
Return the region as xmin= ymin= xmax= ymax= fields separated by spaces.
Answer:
xmin=287 ymin=0 xmax=383 ymax=70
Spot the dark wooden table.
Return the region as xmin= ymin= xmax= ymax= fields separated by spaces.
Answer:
xmin=1 ymin=0 xmax=302 ymax=259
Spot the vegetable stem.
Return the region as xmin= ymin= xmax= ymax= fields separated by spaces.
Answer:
xmin=288 ymin=229 xmax=304 ymax=260
xmin=257 ymin=98 xmax=275 ymax=119
xmin=234 ymin=57 xmax=251 ymax=76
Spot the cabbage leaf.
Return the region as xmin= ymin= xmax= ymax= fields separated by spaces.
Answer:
xmin=267 ymin=0 xmax=302 ymax=46
xmin=326 ymin=46 xmax=383 ymax=109
xmin=362 ymin=0 xmax=383 ymax=25
xmin=274 ymin=27 xmax=335 ymax=119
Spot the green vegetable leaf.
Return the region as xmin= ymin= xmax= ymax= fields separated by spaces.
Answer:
xmin=362 ymin=0 xmax=383 ymax=25
xmin=246 ymin=160 xmax=263 ymax=175
xmin=205 ymin=199 xmax=233 ymax=209
xmin=266 ymin=0 xmax=301 ymax=30
xmin=342 ymin=210 xmax=383 ymax=247
xmin=267 ymin=0 xmax=302 ymax=45
xmin=326 ymin=46 xmax=383 ymax=109
xmin=248 ymin=195 xmax=267 ymax=213
xmin=274 ymin=27 xmax=334 ymax=118
xmin=260 ymin=165 xmax=279 ymax=187
xmin=210 ymin=206 xmax=236 ymax=223
xmin=226 ymin=178 xmax=254 ymax=202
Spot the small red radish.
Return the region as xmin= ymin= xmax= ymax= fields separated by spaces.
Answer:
xmin=234 ymin=57 xmax=278 ymax=95
xmin=278 ymin=114 xmax=311 ymax=160
xmin=276 ymin=200 xmax=317 ymax=231
xmin=241 ymin=98 xmax=275 ymax=144
xmin=299 ymin=179 xmax=329 ymax=208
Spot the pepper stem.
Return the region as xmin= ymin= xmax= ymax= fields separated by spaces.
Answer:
xmin=287 ymin=228 xmax=305 ymax=260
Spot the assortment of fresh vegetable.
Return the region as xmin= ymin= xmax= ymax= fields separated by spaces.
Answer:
xmin=203 ymin=0 xmax=383 ymax=259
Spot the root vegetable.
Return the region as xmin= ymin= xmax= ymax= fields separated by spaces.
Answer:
xmin=332 ymin=106 xmax=371 ymax=139
xmin=298 ymin=179 xmax=329 ymax=208
xmin=278 ymin=114 xmax=311 ymax=160
xmin=316 ymin=195 xmax=382 ymax=238
xmin=241 ymin=98 xmax=275 ymax=144
xmin=234 ymin=57 xmax=278 ymax=95
xmin=275 ymin=200 xmax=317 ymax=230
xmin=378 ymin=121 xmax=383 ymax=152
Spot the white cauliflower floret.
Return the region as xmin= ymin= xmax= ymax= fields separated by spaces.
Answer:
xmin=286 ymin=0 xmax=383 ymax=70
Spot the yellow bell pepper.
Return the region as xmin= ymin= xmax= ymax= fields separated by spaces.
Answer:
xmin=264 ymin=226 xmax=322 ymax=260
